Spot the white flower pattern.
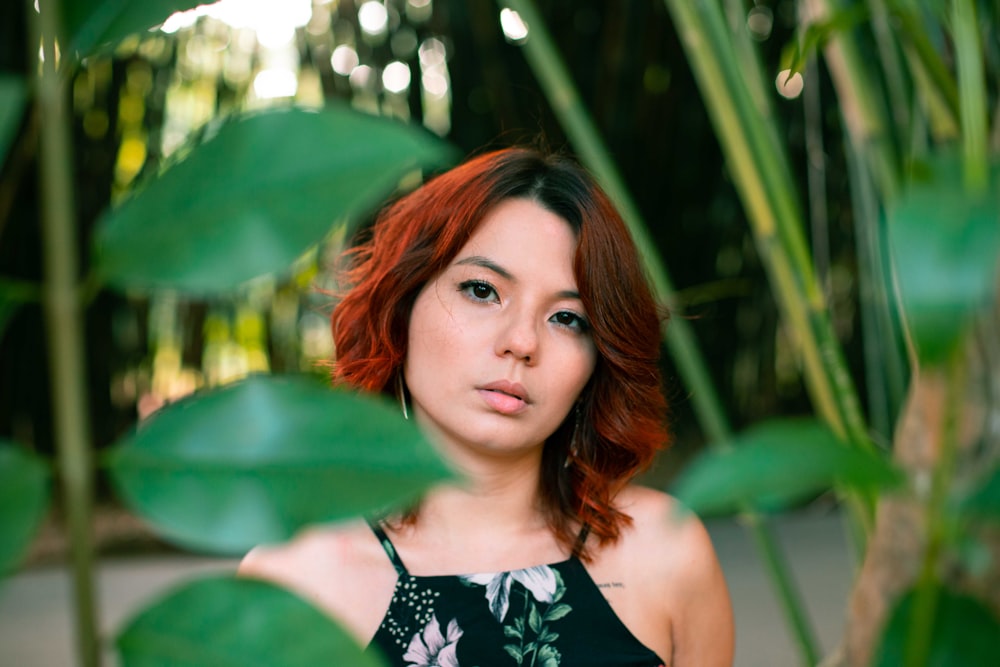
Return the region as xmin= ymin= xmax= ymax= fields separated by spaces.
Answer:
xmin=402 ymin=614 xmax=463 ymax=667
xmin=461 ymin=565 xmax=558 ymax=622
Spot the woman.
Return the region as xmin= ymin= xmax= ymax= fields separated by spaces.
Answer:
xmin=240 ymin=148 xmax=734 ymax=666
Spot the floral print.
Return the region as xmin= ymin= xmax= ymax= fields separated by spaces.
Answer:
xmin=460 ymin=565 xmax=558 ymax=621
xmin=367 ymin=522 xmax=666 ymax=666
xmin=463 ymin=565 xmax=571 ymax=666
xmin=402 ymin=614 xmax=463 ymax=667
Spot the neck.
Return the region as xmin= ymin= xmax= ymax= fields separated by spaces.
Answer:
xmin=420 ymin=454 xmax=547 ymax=536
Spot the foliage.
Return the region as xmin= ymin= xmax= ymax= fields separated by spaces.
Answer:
xmin=116 ymin=576 xmax=387 ymax=667
xmin=659 ymin=0 xmax=1000 ymax=664
xmin=0 ymin=443 xmax=50 ymax=575
xmin=4 ymin=0 xmax=1000 ymax=665
xmin=4 ymin=1 xmax=456 ymax=665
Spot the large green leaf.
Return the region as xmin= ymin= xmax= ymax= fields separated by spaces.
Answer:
xmin=105 ymin=374 xmax=452 ymax=554
xmin=93 ymin=105 xmax=455 ymax=294
xmin=59 ymin=0 xmax=204 ymax=61
xmin=0 ymin=75 xmax=26 ymax=169
xmin=0 ymin=442 xmax=50 ymax=575
xmin=874 ymin=585 xmax=999 ymax=666
xmin=670 ymin=418 xmax=901 ymax=516
xmin=116 ymin=575 xmax=387 ymax=667
xmin=888 ymin=154 xmax=1000 ymax=365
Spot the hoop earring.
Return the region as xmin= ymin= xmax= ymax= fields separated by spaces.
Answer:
xmin=564 ymin=404 xmax=581 ymax=468
xmin=396 ymin=372 xmax=410 ymax=421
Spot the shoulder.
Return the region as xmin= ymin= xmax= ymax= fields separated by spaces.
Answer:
xmin=613 ymin=485 xmax=719 ymax=580
xmin=238 ymin=520 xmax=398 ymax=643
xmin=612 ymin=485 xmax=734 ymax=666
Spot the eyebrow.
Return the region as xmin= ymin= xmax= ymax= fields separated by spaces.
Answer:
xmin=454 ymin=255 xmax=581 ymax=300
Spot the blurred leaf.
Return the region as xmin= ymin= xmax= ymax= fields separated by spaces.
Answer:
xmin=0 ymin=442 xmax=50 ymax=575
xmin=671 ymin=418 xmax=901 ymax=517
xmin=59 ymin=0 xmax=204 ymax=61
xmin=874 ymin=585 xmax=999 ymax=666
xmin=116 ymin=575 xmax=387 ymax=667
xmin=0 ymin=75 xmax=26 ymax=168
xmin=961 ymin=463 xmax=1000 ymax=522
xmin=779 ymin=4 xmax=868 ymax=76
xmin=0 ymin=278 xmax=41 ymax=342
xmin=94 ymin=106 xmax=455 ymax=294
xmin=889 ymin=154 xmax=1000 ymax=365
xmin=105 ymin=374 xmax=452 ymax=554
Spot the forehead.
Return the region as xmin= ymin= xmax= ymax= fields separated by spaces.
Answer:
xmin=457 ymin=198 xmax=578 ymax=265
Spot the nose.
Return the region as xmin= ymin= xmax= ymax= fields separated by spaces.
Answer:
xmin=496 ymin=308 xmax=539 ymax=363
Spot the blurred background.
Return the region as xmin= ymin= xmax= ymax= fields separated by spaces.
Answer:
xmin=6 ymin=0 xmax=993 ymax=665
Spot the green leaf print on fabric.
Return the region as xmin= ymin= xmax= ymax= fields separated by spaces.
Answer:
xmin=461 ymin=566 xmax=571 ymax=666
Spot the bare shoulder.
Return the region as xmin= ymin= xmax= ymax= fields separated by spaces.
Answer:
xmin=612 ymin=485 xmax=734 ymax=667
xmin=238 ymin=520 xmax=398 ymax=643
xmin=614 ymin=485 xmax=719 ymax=579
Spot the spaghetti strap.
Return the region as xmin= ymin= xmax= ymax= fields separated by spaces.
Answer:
xmin=368 ymin=520 xmax=409 ymax=576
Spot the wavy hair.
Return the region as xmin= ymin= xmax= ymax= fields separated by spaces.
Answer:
xmin=331 ymin=147 xmax=669 ymax=559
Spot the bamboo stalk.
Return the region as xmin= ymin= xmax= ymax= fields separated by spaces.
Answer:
xmin=32 ymin=2 xmax=101 ymax=666
xmin=952 ymin=0 xmax=988 ymax=192
xmin=661 ymin=0 xmax=874 ymax=461
xmin=497 ymin=1 xmax=823 ymax=663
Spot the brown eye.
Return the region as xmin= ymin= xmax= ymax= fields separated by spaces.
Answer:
xmin=459 ymin=280 xmax=499 ymax=302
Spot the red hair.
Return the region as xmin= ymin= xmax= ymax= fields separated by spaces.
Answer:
xmin=332 ymin=148 xmax=669 ymax=558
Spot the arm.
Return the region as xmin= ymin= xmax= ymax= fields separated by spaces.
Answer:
xmin=668 ymin=513 xmax=734 ymax=667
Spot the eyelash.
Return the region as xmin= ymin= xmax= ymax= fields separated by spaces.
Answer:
xmin=457 ymin=280 xmax=590 ymax=333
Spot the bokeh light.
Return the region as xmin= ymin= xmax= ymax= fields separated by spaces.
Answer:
xmin=776 ymin=69 xmax=804 ymax=99
xmin=500 ymin=8 xmax=529 ymax=43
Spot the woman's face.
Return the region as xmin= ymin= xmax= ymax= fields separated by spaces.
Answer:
xmin=404 ymin=197 xmax=597 ymax=463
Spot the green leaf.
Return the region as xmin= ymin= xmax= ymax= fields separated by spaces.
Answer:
xmin=59 ymin=0 xmax=204 ymax=61
xmin=543 ymin=603 xmax=571 ymax=622
xmin=889 ymin=154 xmax=1000 ymax=365
xmin=94 ymin=105 xmax=456 ymax=294
xmin=0 ymin=442 xmax=50 ymax=575
xmin=116 ymin=575 xmax=388 ymax=667
xmin=670 ymin=418 xmax=901 ymax=517
xmin=105 ymin=374 xmax=452 ymax=554
xmin=874 ymin=585 xmax=1000 ymax=667
xmin=0 ymin=75 xmax=26 ymax=169
xmin=961 ymin=463 xmax=1000 ymax=522
xmin=779 ymin=4 xmax=869 ymax=76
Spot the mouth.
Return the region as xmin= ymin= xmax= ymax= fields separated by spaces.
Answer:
xmin=478 ymin=381 xmax=529 ymax=402
xmin=477 ymin=381 xmax=530 ymax=415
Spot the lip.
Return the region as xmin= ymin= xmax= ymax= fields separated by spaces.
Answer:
xmin=477 ymin=380 xmax=531 ymax=415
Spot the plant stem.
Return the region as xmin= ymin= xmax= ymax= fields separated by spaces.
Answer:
xmin=904 ymin=350 xmax=964 ymax=667
xmin=499 ymin=1 xmax=822 ymax=663
xmin=951 ymin=0 xmax=988 ymax=193
xmin=746 ymin=514 xmax=821 ymax=667
xmin=32 ymin=2 xmax=101 ymax=666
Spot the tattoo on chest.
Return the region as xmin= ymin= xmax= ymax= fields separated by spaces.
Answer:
xmin=596 ymin=581 xmax=625 ymax=590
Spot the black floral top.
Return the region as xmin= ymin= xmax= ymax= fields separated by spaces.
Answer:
xmin=366 ymin=523 xmax=667 ymax=667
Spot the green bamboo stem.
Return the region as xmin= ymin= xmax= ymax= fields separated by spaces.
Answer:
xmin=33 ymin=3 xmax=101 ymax=666
xmin=890 ymin=0 xmax=961 ymax=127
xmin=952 ymin=0 xmax=988 ymax=192
xmin=662 ymin=0 xmax=874 ymax=462
xmin=843 ymin=137 xmax=907 ymax=444
xmin=498 ymin=1 xmax=823 ymax=664
xmin=813 ymin=0 xmax=901 ymax=202
xmin=867 ymin=0 xmax=913 ymax=144
xmin=745 ymin=514 xmax=821 ymax=667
